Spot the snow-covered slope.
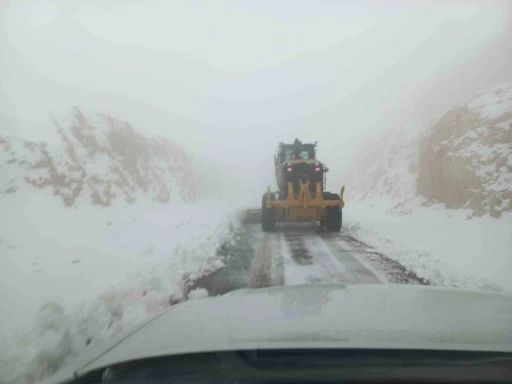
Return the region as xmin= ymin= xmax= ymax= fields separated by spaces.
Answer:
xmin=1 ymin=107 xmax=201 ymax=206
xmin=418 ymin=83 xmax=512 ymax=218
xmin=343 ymin=118 xmax=431 ymax=215
xmin=343 ymin=82 xmax=512 ymax=295
xmin=0 ymin=108 xmax=240 ymax=383
xmin=346 ymin=82 xmax=512 ymax=218
xmin=0 ymin=200 xmax=238 ymax=384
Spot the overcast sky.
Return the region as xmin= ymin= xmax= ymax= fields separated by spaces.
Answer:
xmin=1 ymin=0 xmax=511 ymax=194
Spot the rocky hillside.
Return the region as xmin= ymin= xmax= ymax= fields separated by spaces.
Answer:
xmin=0 ymin=108 xmax=203 ymax=206
xmin=346 ymin=82 xmax=512 ymax=218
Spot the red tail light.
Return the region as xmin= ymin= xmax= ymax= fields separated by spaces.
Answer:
xmin=315 ymin=167 xmax=321 ymax=171
xmin=287 ymin=167 xmax=292 ymax=172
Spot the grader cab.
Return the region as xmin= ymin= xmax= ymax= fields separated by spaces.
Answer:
xmin=245 ymin=139 xmax=345 ymax=232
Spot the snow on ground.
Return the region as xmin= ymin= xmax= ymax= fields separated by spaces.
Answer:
xmin=466 ymin=81 xmax=512 ymax=119
xmin=278 ymin=233 xmax=356 ymax=285
xmin=0 ymin=191 xmax=237 ymax=384
xmin=344 ymin=199 xmax=512 ymax=293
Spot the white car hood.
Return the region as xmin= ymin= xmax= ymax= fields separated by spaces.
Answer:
xmin=47 ymin=284 xmax=512 ymax=383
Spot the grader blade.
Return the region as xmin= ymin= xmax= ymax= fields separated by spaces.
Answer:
xmin=242 ymin=209 xmax=262 ymax=224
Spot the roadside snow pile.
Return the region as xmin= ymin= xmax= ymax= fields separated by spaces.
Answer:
xmin=345 ymin=81 xmax=512 ymax=218
xmin=344 ymin=201 xmax=512 ymax=293
xmin=0 ymin=198 xmax=238 ymax=384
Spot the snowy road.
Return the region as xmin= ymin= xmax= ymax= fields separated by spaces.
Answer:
xmin=278 ymin=228 xmax=383 ymax=285
xmin=197 ymin=223 xmax=427 ymax=296
xmin=0 ymin=216 xmax=427 ymax=384
xmin=271 ymin=223 xmax=426 ymax=287
xmin=3 ymin=213 xmax=495 ymax=384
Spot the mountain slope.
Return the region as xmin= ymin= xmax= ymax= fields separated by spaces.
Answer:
xmin=346 ymin=82 xmax=512 ymax=218
xmin=1 ymin=107 xmax=201 ymax=206
xmin=341 ymin=82 xmax=512 ymax=296
xmin=418 ymin=83 xmax=512 ymax=218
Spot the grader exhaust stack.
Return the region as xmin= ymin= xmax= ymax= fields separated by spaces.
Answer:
xmin=244 ymin=139 xmax=345 ymax=232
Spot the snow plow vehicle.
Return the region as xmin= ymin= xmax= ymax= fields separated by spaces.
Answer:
xmin=245 ymin=139 xmax=345 ymax=232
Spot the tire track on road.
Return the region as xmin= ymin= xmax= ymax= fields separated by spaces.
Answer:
xmin=305 ymin=234 xmax=381 ymax=284
xmin=244 ymin=223 xmax=427 ymax=290
xmin=319 ymin=231 xmax=428 ymax=285
xmin=283 ymin=232 xmax=313 ymax=265
xmin=277 ymin=224 xmax=377 ymax=285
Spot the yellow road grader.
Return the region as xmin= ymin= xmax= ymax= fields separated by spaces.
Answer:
xmin=245 ymin=139 xmax=345 ymax=232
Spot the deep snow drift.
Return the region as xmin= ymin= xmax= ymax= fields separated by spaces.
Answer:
xmin=0 ymin=194 xmax=238 ymax=384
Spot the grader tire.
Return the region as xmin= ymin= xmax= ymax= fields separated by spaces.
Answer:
xmin=324 ymin=192 xmax=342 ymax=232
xmin=326 ymin=206 xmax=342 ymax=232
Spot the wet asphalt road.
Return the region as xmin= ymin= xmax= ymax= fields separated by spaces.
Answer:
xmin=189 ymin=222 xmax=426 ymax=298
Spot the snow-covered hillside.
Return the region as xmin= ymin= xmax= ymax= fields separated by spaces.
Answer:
xmin=342 ymin=117 xmax=430 ymax=215
xmin=1 ymin=107 xmax=201 ymax=206
xmin=0 ymin=108 xmax=240 ymax=383
xmin=0 ymin=199 xmax=238 ymax=384
xmin=418 ymin=83 xmax=512 ymax=218
xmin=346 ymin=82 xmax=512 ymax=218
xmin=343 ymin=82 xmax=512 ymax=294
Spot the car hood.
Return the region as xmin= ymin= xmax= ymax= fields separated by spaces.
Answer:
xmin=46 ymin=283 xmax=512 ymax=383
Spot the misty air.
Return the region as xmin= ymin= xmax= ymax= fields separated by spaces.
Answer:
xmin=1 ymin=1 xmax=512 ymax=383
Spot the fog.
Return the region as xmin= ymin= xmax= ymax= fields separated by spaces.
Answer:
xmin=1 ymin=0 xmax=511 ymax=196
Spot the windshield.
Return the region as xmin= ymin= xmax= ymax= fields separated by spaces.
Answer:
xmin=284 ymin=149 xmax=311 ymax=160
xmin=1 ymin=1 xmax=511 ymax=384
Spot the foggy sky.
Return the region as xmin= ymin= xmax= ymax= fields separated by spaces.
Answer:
xmin=1 ymin=0 xmax=511 ymax=195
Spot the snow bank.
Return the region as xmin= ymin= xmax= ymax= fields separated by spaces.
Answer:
xmin=0 ymin=194 xmax=237 ymax=384
xmin=344 ymin=200 xmax=512 ymax=293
